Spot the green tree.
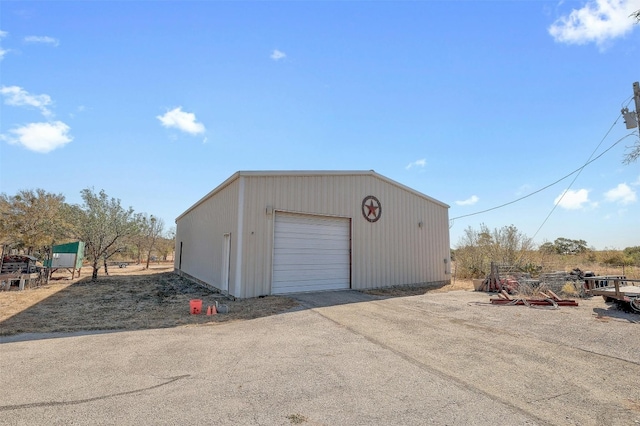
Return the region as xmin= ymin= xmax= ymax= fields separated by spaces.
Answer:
xmin=73 ymin=188 xmax=137 ymax=280
xmin=553 ymin=237 xmax=588 ymax=255
xmin=623 ymin=246 xmax=640 ymax=266
xmin=0 ymin=189 xmax=71 ymax=256
xmin=539 ymin=242 xmax=555 ymax=254
xmin=600 ymin=251 xmax=629 ymax=266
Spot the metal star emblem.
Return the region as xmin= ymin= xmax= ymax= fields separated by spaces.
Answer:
xmin=361 ymin=195 xmax=381 ymax=223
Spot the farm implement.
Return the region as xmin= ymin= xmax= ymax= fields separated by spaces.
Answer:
xmin=585 ymin=276 xmax=640 ymax=313
xmin=490 ymin=289 xmax=579 ymax=308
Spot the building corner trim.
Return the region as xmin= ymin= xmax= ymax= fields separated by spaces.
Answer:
xmin=234 ymin=176 xmax=245 ymax=297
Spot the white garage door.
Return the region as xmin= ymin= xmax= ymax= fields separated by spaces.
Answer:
xmin=272 ymin=213 xmax=351 ymax=294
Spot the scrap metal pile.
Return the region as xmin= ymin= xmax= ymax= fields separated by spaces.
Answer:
xmin=490 ymin=289 xmax=579 ymax=308
xmin=475 ymin=262 xmax=579 ymax=308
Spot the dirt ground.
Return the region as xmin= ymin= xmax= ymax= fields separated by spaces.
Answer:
xmin=0 ymin=263 xmax=299 ymax=336
xmin=0 ymin=263 xmax=475 ymax=337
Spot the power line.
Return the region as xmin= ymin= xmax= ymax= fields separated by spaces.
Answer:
xmin=450 ymin=118 xmax=634 ymax=223
xmin=529 ymin=123 xmax=624 ymax=243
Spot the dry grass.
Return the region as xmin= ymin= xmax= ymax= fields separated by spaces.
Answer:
xmin=0 ymin=263 xmax=298 ymax=336
xmin=561 ymin=282 xmax=581 ymax=297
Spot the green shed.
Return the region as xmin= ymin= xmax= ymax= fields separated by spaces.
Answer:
xmin=45 ymin=241 xmax=85 ymax=278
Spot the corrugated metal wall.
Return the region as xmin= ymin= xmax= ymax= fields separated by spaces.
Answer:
xmin=240 ymin=173 xmax=450 ymax=296
xmin=174 ymin=179 xmax=239 ymax=295
xmin=175 ymin=171 xmax=450 ymax=298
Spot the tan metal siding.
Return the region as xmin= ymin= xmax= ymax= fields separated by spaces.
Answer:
xmin=240 ymin=174 xmax=450 ymax=296
xmin=174 ymin=179 xmax=239 ymax=294
xmin=235 ymin=176 xmax=272 ymax=297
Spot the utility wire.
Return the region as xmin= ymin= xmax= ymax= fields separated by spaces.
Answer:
xmin=503 ymin=117 xmax=630 ymax=276
xmin=528 ymin=114 xmax=624 ymax=243
xmin=450 ymin=118 xmax=633 ymax=223
xmin=452 ymin=105 xmax=636 ymax=280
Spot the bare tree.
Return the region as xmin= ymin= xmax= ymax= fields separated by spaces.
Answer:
xmin=454 ymin=224 xmax=535 ymax=279
xmin=623 ymin=141 xmax=640 ymax=165
xmin=491 ymin=224 xmax=535 ymax=265
xmin=73 ymin=188 xmax=137 ymax=280
xmin=156 ymin=227 xmax=176 ymax=261
xmin=129 ymin=213 xmax=148 ymax=264
xmin=143 ymin=215 xmax=164 ymax=269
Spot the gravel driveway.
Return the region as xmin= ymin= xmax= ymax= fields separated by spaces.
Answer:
xmin=1 ymin=289 xmax=638 ymax=425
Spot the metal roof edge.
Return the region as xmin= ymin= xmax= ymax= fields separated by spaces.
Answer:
xmin=175 ymin=170 xmax=449 ymax=222
xmin=236 ymin=170 xmax=373 ymax=177
xmin=175 ymin=171 xmax=241 ymax=222
xmin=369 ymin=171 xmax=450 ymax=209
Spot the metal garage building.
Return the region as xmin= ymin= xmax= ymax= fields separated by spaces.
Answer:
xmin=174 ymin=170 xmax=450 ymax=299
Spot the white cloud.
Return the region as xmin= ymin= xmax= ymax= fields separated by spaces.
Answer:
xmin=604 ymin=183 xmax=637 ymax=204
xmin=455 ymin=195 xmax=479 ymax=206
xmin=270 ymin=49 xmax=286 ymax=61
xmin=0 ymin=30 xmax=8 ymax=60
xmin=68 ymin=105 xmax=88 ymax=119
xmin=516 ymin=184 xmax=532 ymax=196
xmin=1 ymin=85 xmax=53 ymax=117
xmin=0 ymin=47 xmax=7 ymax=60
xmin=157 ymin=107 xmax=205 ymax=135
xmin=24 ymin=35 xmax=60 ymax=47
xmin=4 ymin=121 xmax=72 ymax=153
xmin=548 ymin=0 xmax=640 ymax=46
xmin=555 ymin=188 xmax=590 ymax=209
xmin=405 ymin=158 xmax=426 ymax=170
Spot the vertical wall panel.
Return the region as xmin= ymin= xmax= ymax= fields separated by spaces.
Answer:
xmin=175 ymin=179 xmax=239 ymax=295
xmin=176 ymin=171 xmax=450 ymax=298
xmin=239 ymin=172 xmax=450 ymax=296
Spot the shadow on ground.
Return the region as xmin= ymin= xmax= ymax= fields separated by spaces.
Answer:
xmin=0 ymin=271 xmax=298 ymax=342
xmin=1 ymin=273 xmax=458 ymax=343
xmin=291 ymin=282 xmax=451 ymax=309
xmin=592 ymin=303 xmax=640 ymax=323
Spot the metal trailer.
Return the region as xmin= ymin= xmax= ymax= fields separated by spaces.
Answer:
xmin=585 ymin=276 xmax=640 ymax=313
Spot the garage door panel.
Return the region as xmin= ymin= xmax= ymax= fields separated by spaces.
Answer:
xmin=274 ymin=240 xmax=349 ymax=250
xmin=280 ymin=223 xmax=347 ymax=232
xmin=273 ymin=252 xmax=349 ymax=261
xmin=273 ymin=273 xmax=350 ymax=288
xmin=274 ymin=269 xmax=348 ymax=278
xmin=274 ymin=281 xmax=347 ymax=293
xmin=276 ymin=228 xmax=348 ymax=239
xmin=272 ymin=213 xmax=350 ymax=295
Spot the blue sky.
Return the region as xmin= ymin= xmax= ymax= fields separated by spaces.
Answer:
xmin=1 ymin=0 xmax=639 ymax=250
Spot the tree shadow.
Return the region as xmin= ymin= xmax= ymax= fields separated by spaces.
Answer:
xmin=0 ymin=271 xmax=297 ymax=343
xmin=1 ymin=273 xmax=455 ymax=343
